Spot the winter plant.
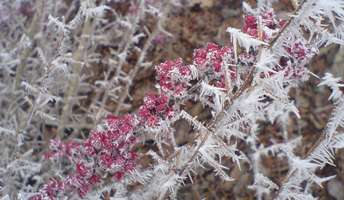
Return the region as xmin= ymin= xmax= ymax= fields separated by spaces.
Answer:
xmin=1 ymin=0 xmax=344 ymax=199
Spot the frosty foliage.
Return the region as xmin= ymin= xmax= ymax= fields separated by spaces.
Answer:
xmin=0 ymin=0 xmax=344 ymax=199
xmin=226 ymin=27 xmax=267 ymax=62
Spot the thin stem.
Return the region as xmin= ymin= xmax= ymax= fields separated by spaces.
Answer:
xmin=160 ymin=24 xmax=268 ymax=199
xmin=273 ymin=130 xmax=330 ymax=198
xmin=14 ymin=0 xmax=42 ymax=89
xmin=57 ymin=15 xmax=91 ymax=138
xmin=268 ymin=0 xmax=308 ymax=47
xmin=160 ymin=129 xmax=211 ymax=200
xmin=114 ymin=2 xmax=171 ymax=116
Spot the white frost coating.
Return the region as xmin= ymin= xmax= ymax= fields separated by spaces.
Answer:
xmin=226 ymin=27 xmax=267 ymax=62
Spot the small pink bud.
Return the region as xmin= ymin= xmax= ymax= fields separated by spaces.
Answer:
xmin=114 ymin=171 xmax=123 ymax=181
xmin=100 ymin=153 xmax=114 ymax=168
xmin=173 ymin=58 xmax=183 ymax=68
xmin=157 ymin=94 xmax=169 ymax=105
xmin=179 ymin=66 xmax=191 ymax=77
xmin=88 ymin=174 xmax=100 ymax=186
xmin=124 ymin=162 xmax=136 ymax=172
xmin=244 ymin=14 xmax=257 ymax=27
xmin=213 ymin=62 xmax=222 ymax=72
xmin=143 ymin=93 xmax=158 ymax=110
xmin=206 ymin=42 xmax=219 ymax=53
xmin=165 ymin=107 xmax=175 ymax=119
xmin=28 ymin=194 xmax=42 ymax=200
xmin=174 ymin=87 xmax=185 ymax=96
xmin=156 ymin=103 xmax=167 ymax=112
xmin=120 ymin=124 xmax=132 ymax=135
xmin=147 ymin=115 xmax=160 ymax=127
xmin=76 ymin=162 xmax=92 ymax=178
xmin=139 ymin=106 xmax=151 ymax=119
xmin=194 ymin=49 xmax=207 ymax=59
xmin=194 ymin=57 xmax=207 ymax=70
xmin=219 ymin=46 xmax=234 ymax=58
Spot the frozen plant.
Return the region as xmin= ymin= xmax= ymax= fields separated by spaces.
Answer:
xmin=0 ymin=0 xmax=179 ymax=199
xmin=1 ymin=0 xmax=344 ymax=199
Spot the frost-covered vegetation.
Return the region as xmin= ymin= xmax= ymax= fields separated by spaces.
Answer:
xmin=1 ymin=0 xmax=344 ymax=199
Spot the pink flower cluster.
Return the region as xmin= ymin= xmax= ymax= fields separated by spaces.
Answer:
xmin=37 ymin=114 xmax=140 ymax=199
xmin=28 ymin=194 xmax=42 ymax=200
xmin=85 ymin=114 xmax=140 ymax=180
xmin=41 ymin=138 xmax=99 ymax=198
xmin=39 ymin=172 xmax=100 ymax=199
xmin=242 ymin=11 xmax=311 ymax=81
xmin=153 ymin=11 xmax=311 ymax=98
xmin=243 ymin=11 xmax=281 ymax=42
xmin=44 ymin=137 xmax=83 ymax=162
xmin=156 ymin=58 xmax=193 ymax=98
xmin=194 ymin=43 xmax=234 ymax=73
xmin=280 ymin=39 xmax=310 ymax=80
xmin=139 ymin=93 xmax=176 ymax=129
xmin=193 ymin=43 xmax=236 ymax=90
xmin=156 ymin=43 xmax=236 ymax=95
